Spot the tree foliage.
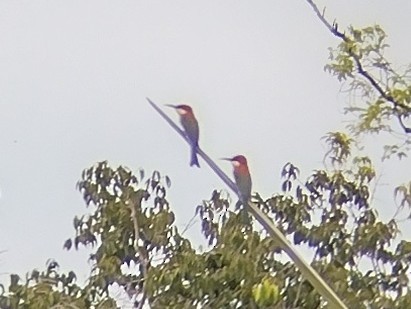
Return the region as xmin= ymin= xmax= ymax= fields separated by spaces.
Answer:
xmin=2 ymin=138 xmax=411 ymax=308
xmin=307 ymin=0 xmax=411 ymax=158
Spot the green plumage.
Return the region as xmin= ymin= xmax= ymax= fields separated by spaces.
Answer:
xmin=166 ymin=104 xmax=200 ymax=167
xmin=234 ymin=167 xmax=252 ymax=203
xmin=180 ymin=113 xmax=199 ymax=167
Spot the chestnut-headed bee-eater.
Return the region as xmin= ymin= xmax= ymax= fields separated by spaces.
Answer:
xmin=167 ymin=104 xmax=200 ymax=167
xmin=222 ymin=155 xmax=252 ymax=203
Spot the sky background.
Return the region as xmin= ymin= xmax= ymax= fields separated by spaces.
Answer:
xmin=1 ymin=0 xmax=411 ymax=295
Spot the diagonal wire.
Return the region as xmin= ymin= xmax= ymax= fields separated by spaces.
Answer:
xmin=147 ymin=97 xmax=347 ymax=309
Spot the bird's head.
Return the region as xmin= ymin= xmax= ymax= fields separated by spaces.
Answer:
xmin=222 ymin=155 xmax=248 ymax=168
xmin=166 ymin=104 xmax=193 ymax=116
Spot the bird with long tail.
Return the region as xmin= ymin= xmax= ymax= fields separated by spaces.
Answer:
xmin=166 ymin=104 xmax=200 ymax=167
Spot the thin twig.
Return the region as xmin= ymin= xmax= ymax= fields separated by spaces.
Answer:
xmin=181 ymin=214 xmax=197 ymax=236
xmin=50 ymin=304 xmax=81 ymax=309
xmin=293 ymin=278 xmax=304 ymax=308
xmin=305 ymin=0 xmax=411 ymax=133
xmin=129 ymin=196 xmax=148 ymax=309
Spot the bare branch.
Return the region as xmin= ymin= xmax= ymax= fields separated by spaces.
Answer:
xmin=146 ymin=97 xmax=238 ymax=194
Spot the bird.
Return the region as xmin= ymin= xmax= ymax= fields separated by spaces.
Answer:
xmin=222 ymin=155 xmax=252 ymax=213
xmin=166 ymin=104 xmax=200 ymax=167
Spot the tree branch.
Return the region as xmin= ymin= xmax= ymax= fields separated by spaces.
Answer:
xmin=147 ymin=97 xmax=348 ymax=309
xmin=305 ymin=0 xmax=411 ymax=133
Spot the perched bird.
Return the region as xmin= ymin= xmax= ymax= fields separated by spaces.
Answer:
xmin=222 ymin=155 xmax=252 ymax=204
xmin=166 ymin=104 xmax=200 ymax=167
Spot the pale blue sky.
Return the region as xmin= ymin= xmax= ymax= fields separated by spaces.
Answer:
xmin=0 ymin=0 xmax=410 ymax=289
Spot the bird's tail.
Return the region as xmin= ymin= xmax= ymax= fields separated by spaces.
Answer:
xmin=190 ymin=146 xmax=200 ymax=167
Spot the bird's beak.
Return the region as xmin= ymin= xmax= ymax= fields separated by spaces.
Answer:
xmin=165 ymin=104 xmax=177 ymax=108
xmin=220 ymin=157 xmax=233 ymax=161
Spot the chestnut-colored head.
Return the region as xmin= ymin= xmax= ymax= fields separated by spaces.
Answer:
xmin=230 ymin=155 xmax=248 ymax=166
xmin=222 ymin=155 xmax=248 ymax=168
xmin=166 ymin=104 xmax=193 ymax=116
